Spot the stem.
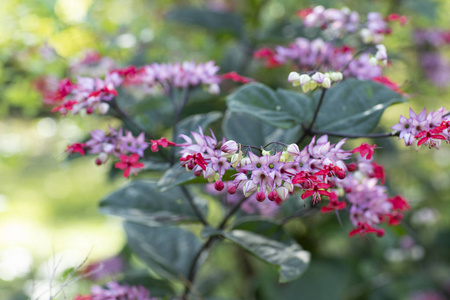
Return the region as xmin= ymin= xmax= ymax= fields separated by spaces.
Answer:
xmin=180 ymin=185 xmax=208 ymax=226
xmin=279 ymin=207 xmax=318 ymax=226
xmin=170 ymin=87 xmax=192 ymax=164
xmin=297 ymin=88 xmax=327 ymax=144
xmin=109 ymin=99 xmax=171 ymax=162
xmin=218 ymin=197 xmax=248 ymax=229
xmin=182 ymin=196 xmax=248 ymax=299
xmin=310 ymin=129 xmax=399 ymax=139
xmin=182 ymin=237 xmax=217 ymax=300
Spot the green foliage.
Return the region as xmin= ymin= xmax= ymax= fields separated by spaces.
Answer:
xmin=100 ymin=180 xmax=208 ymax=225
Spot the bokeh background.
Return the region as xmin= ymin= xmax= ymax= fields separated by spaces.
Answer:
xmin=1 ymin=0 xmax=450 ymax=299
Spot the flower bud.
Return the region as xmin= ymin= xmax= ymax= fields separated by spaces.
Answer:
xmin=288 ymin=72 xmax=301 ymax=86
xmin=346 ymin=162 xmax=357 ymax=172
xmin=283 ymin=182 xmax=294 ymax=193
xmin=98 ymin=102 xmax=110 ymax=114
xmin=330 ymin=72 xmax=343 ymax=81
xmin=221 ymin=140 xmax=238 ymax=155
xmin=208 ymin=84 xmax=220 ymax=94
xmin=228 ymin=185 xmax=237 ymax=194
xmin=322 ymin=77 xmax=331 ymax=89
xmin=299 ymin=74 xmax=311 ymax=86
xmin=214 ymin=180 xmax=225 ymax=191
xmin=268 ymin=190 xmax=278 ymax=201
xmin=194 ymin=169 xmax=203 ymax=177
xmin=311 ymin=72 xmax=325 ymax=84
xmin=243 ymin=181 xmax=257 ymax=197
xmin=287 ymin=143 xmax=300 ymax=156
xmin=276 ymin=187 xmax=289 ymax=201
xmin=256 ymin=191 xmax=266 ymax=202
xmin=204 ymin=167 xmax=216 ymax=179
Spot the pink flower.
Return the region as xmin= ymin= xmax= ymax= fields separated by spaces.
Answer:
xmin=221 ymin=72 xmax=254 ymax=84
xmin=114 ymin=154 xmax=144 ymax=178
xmin=66 ymin=143 xmax=86 ymax=156
xmin=150 ymin=137 xmax=176 ymax=152
xmin=352 ymin=143 xmax=376 ymax=159
xmin=349 ymin=222 xmax=385 ymax=237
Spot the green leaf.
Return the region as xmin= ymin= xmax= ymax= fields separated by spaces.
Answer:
xmin=226 ymin=83 xmax=314 ymax=129
xmin=175 ymin=111 xmax=223 ymax=144
xmin=100 ymin=180 xmax=207 ymax=226
xmin=223 ymin=229 xmax=310 ymax=283
xmin=313 ymin=79 xmax=406 ymax=134
xmin=222 ymin=110 xmax=302 ymax=148
xmin=124 ymin=222 xmax=202 ymax=281
xmin=166 ymin=8 xmax=244 ymax=37
xmin=120 ymin=270 xmax=175 ymax=297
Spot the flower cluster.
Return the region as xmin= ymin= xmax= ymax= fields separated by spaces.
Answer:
xmin=66 ymin=127 xmax=147 ymax=177
xmin=254 ymin=38 xmax=383 ymax=80
xmin=74 ymin=281 xmax=157 ymax=300
xmin=391 ymin=107 xmax=450 ymax=149
xmin=69 ymin=50 xmax=116 ymax=77
xmin=48 ymin=60 xmax=224 ymax=116
xmin=288 ymin=71 xmax=343 ymax=92
xmin=155 ymin=128 xmax=409 ymax=237
xmin=414 ymin=29 xmax=450 ymax=88
xmin=300 ymin=6 xmax=407 ymax=43
xmin=110 ymin=61 xmax=221 ymax=93
xmin=337 ymin=155 xmax=410 ymax=237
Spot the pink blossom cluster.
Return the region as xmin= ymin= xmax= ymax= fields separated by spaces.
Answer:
xmin=205 ymin=183 xmax=280 ymax=217
xmin=254 ymin=38 xmax=382 ymax=80
xmin=73 ymin=281 xmax=156 ymax=300
xmin=109 ymin=61 xmax=221 ymax=93
xmin=69 ymin=50 xmax=116 ymax=77
xmin=66 ymin=127 xmax=148 ymax=174
xmin=414 ymin=29 xmax=450 ymax=47
xmin=152 ymin=128 xmax=409 ymax=237
xmin=47 ymin=60 xmax=252 ymax=116
xmin=299 ymin=6 xmax=407 ymax=43
xmin=391 ymin=107 xmax=450 ymax=149
xmin=338 ymin=155 xmax=410 ymax=237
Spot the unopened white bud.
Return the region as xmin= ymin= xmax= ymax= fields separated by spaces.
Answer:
xmin=288 ymin=72 xmax=301 ymax=86
xmin=276 ymin=187 xmax=289 ymax=201
xmin=98 ymin=102 xmax=110 ymax=114
xmin=221 ymin=140 xmax=238 ymax=155
xmin=322 ymin=77 xmax=331 ymax=89
xmin=286 ymin=144 xmax=300 ymax=156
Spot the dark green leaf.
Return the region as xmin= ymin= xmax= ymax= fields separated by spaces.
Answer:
xmin=222 ymin=110 xmax=302 ymax=148
xmin=166 ymin=8 xmax=244 ymax=37
xmin=100 ymin=181 xmax=207 ymax=226
xmin=313 ymin=79 xmax=406 ymax=134
xmin=226 ymin=83 xmax=314 ymax=129
xmin=223 ymin=229 xmax=310 ymax=283
xmin=175 ymin=111 xmax=223 ymax=144
xmin=124 ymin=222 xmax=202 ymax=281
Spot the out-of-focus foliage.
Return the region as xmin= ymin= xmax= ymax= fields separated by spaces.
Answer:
xmin=1 ymin=0 xmax=450 ymax=299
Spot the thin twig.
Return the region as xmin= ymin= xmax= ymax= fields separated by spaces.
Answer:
xmin=180 ymin=185 xmax=208 ymax=226
xmin=310 ymin=129 xmax=399 ymax=139
xmin=297 ymin=88 xmax=327 ymax=144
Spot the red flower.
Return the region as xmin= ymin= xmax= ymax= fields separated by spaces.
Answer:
xmin=296 ymin=7 xmax=313 ymax=18
xmin=66 ymin=143 xmax=86 ymax=156
xmin=386 ymin=13 xmax=408 ymax=26
xmin=352 ymin=143 xmax=377 ymax=160
xmin=253 ymin=48 xmax=281 ymax=68
xmin=51 ymin=100 xmax=78 ymax=114
xmin=221 ymin=72 xmax=254 ymax=84
xmin=114 ymin=154 xmax=145 ymax=178
xmin=372 ymin=76 xmax=404 ymax=95
xmin=88 ymin=86 xmax=118 ymax=98
xmin=349 ymin=222 xmax=384 ymax=237
xmin=321 ymin=192 xmax=346 ymax=213
xmin=150 ymin=137 xmax=176 ymax=152
xmin=370 ymin=162 xmax=385 ymax=184
xmin=73 ymin=295 xmax=92 ymax=300
xmin=301 ymin=182 xmax=331 ymax=204
xmin=388 ymin=195 xmax=410 ymax=211
xmin=414 ymin=130 xmax=446 ymax=146
xmin=315 ymin=164 xmax=346 ymax=180
xmin=180 ymin=153 xmax=207 ymax=171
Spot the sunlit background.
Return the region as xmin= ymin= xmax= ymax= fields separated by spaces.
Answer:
xmin=1 ymin=0 xmax=450 ymax=299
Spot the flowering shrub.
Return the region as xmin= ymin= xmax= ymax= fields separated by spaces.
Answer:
xmin=38 ymin=3 xmax=450 ymax=300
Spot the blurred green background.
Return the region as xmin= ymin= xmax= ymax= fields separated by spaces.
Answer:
xmin=1 ymin=0 xmax=450 ymax=299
